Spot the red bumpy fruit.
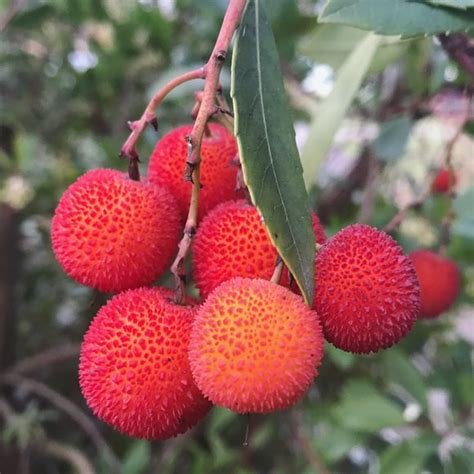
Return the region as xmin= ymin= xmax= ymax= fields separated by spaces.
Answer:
xmin=51 ymin=169 xmax=181 ymax=293
xmin=148 ymin=123 xmax=238 ymax=218
xmin=431 ymin=168 xmax=457 ymax=194
xmin=79 ymin=287 xmax=211 ymax=440
xmin=314 ymin=224 xmax=420 ymax=354
xmin=192 ymin=200 xmax=326 ymax=298
xmin=189 ymin=277 xmax=324 ymax=413
xmin=409 ymin=250 xmax=461 ymax=318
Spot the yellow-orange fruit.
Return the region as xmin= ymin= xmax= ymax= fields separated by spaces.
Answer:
xmin=51 ymin=169 xmax=181 ymax=293
xmin=79 ymin=287 xmax=211 ymax=440
xmin=315 ymin=224 xmax=420 ymax=354
xmin=189 ymin=278 xmax=324 ymax=413
xmin=148 ymin=124 xmax=239 ymax=218
xmin=409 ymin=250 xmax=461 ymax=318
xmin=192 ymin=200 xmax=326 ymax=298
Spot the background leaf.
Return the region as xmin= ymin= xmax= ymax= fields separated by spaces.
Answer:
xmin=298 ymin=24 xmax=408 ymax=74
xmin=319 ymin=0 xmax=474 ymax=37
xmin=232 ymin=0 xmax=315 ymax=304
xmin=122 ymin=440 xmax=151 ymax=474
xmin=423 ymin=0 xmax=474 ymax=9
xmin=331 ymin=379 xmax=405 ymax=432
xmin=379 ymin=436 xmax=439 ymax=474
xmin=380 ymin=349 xmax=427 ymax=406
xmin=301 ymin=33 xmax=380 ymax=189
xmin=372 ymin=116 xmax=414 ymax=162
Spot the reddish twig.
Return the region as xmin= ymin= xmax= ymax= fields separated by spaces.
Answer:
xmin=120 ymin=67 xmax=206 ymax=178
xmin=171 ymin=0 xmax=246 ymax=303
xmin=290 ymin=412 xmax=331 ymax=474
xmin=0 ymin=0 xmax=26 ymax=33
xmin=383 ymin=188 xmax=430 ymax=234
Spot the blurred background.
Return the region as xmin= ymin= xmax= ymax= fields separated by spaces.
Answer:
xmin=0 ymin=1 xmax=473 ymax=473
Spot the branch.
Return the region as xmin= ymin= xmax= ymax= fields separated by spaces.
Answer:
xmin=0 ymin=0 xmax=26 ymax=33
xmin=438 ymin=94 xmax=470 ymax=253
xmin=8 ymin=343 xmax=80 ymax=375
xmin=1 ymin=373 xmax=121 ymax=473
xmin=290 ymin=412 xmax=331 ymax=474
xmin=357 ymin=152 xmax=383 ymax=224
xmin=41 ymin=439 xmax=95 ymax=474
xmin=171 ymin=0 xmax=246 ymax=303
xmin=438 ymin=33 xmax=474 ymax=82
xmin=383 ymin=188 xmax=430 ymax=233
xmin=0 ymin=397 xmax=94 ymax=474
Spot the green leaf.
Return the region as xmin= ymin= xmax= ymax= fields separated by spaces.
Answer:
xmin=122 ymin=440 xmax=151 ymax=474
xmin=319 ymin=0 xmax=474 ymax=37
xmin=423 ymin=0 xmax=474 ymax=9
xmin=372 ymin=117 xmax=414 ymax=162
xmin=379 ymin=436 xmax=438 ymax=474
xmin=381 ymin=349 xmax=427 ymax=407
xmin=313 ymin=422 xmax=365 ymax=463
xmin=301 ymin=33 xmax=380 ymax=189
xmin=232 ymin=0 xmax=315 ymax=304
xmin=298 ymin=24 xmax=408 ymax=73
xmin=331 ymin=379 xmax=405 ymax=432
xmin=298 ymin=24 xmax=367 ymax=70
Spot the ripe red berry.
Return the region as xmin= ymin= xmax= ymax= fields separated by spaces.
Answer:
xmin=192 ymin=199 xmax=326 ymax=298
xmin=409 ymin=250 xmax=461 ymax=318
xmin=148 ymin=124 xmax=238 ymax=218
xmin=51 ymin=169 xmax=181 ymax=293
xmin=431 ymin=168 xmax=457 ymax=194
xmin=79 ymin=287 xmax=211 ymax=439
xmin=189 ymin=278 xmax=324 ymax=413
xmin=314 ymin=224 xmax=420 ymax=354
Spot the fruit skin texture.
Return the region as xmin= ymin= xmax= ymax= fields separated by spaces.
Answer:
xmin=409 ymin=250 xmax=461 ymax=318
xmin=314 ymin=224 xmax=420 ymax=354
xmin=192 ymin=199 xmax=326 ymax=298
xmin=189 ymin=277 xmax=324 ymax=414
xmin=79 ymin=287 xmax=211 ymax=440
xmin=51 ymin=168 xmax=181 ymax=293
xmin=431 ymin=168 xmax=457 ymax=194
xmin=148 ymin=123 xmax=238 ymax=218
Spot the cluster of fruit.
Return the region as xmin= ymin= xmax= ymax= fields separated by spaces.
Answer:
xmin=51 ymin=124 xmax=461 ymax=440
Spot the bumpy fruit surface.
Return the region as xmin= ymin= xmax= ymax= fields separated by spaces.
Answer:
xmin=51 ymin=169 xmax=181 ymax=293
xmin=79 ymin=287 xmax=211 ymax=440
xmin=192 ymin=200 xmax=326 ymax=298
xmin=409 ymin=250 xmax=460 ymax=318
xmin=315 ymin=224 xmax=420 ymax=354
xmin=189 ymin=278 xmax=324 ymax=413
xmin=148 ymin=123 xmax=238 ymax=218
xmin=431 ymin=168 xmax=457 ymax=194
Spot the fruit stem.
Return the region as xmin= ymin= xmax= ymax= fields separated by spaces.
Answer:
xmin=271 ymin=257 xmax=284 ymax=284
xmin=120 ymin=67 xmax=206 ymax=163
xmin=171 ymin=0 xmax=247 ymax=304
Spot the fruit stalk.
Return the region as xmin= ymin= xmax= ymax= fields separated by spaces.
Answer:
xmin=120 ymin=67 xmax=205 ymax=167
xmin=171 ymin=0 xmax=247 ymax=303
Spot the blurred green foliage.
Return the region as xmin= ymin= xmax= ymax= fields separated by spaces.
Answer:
xmin=0 ymin=1 xmax=473 ymax=473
